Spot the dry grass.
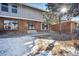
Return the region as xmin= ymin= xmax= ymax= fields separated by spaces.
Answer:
xmin=52 ymin=39 xmax=79 ymax=55
xmin=30 ymin=38 xmax=79 ymax=56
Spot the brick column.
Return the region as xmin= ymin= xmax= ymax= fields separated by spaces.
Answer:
xmin=19 ymin=20 xmax=28 ymax=33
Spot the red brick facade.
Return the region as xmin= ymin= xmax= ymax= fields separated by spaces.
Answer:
xmin=0 ymin=17 xmax=42 ymax=33
xmin=18 ymin=20 xmax=28 ymax=33
xmin=34 ymin=21 xmax=41 ymax=32
xmin=0 ymin=17 xmax=77 ymax=33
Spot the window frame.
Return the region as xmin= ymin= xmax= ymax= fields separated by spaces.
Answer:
xmin=28 ymin=21 xmax=35 ymax=30
xmin=11 ymin=4 xmax=17 ymax=13
xmin=1 ymin=3 xmax=8 ymax=12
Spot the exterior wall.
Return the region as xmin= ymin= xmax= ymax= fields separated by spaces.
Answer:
xmin=49 ymin=21 xmax=77 ymax=33
xmin=34 ymin=21 xmax=41 ymax=32
xmin=0 ymin=18 xmax=4 ymax=30
xmin=21 ymin=5 xmax=44 ymax=22
xmin=0 ymin=17 xmax=42 ymax=33
xmin=0 ymin=3 xmax=45 ymax=22
xmin=18 ymin=20 xmax=28 ymax=33
xmin=0 ymin=3 xmax=45 ymax=33
xmin=0 ymin=3 xmax=50 ymax=34
xmin=0 ymin=4 xmax=21 ymax=18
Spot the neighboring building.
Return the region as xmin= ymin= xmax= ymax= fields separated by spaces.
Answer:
xmin=49 ymin=21 xmax=77 ymax=33
xmin=0 ymin=3 xmax=49 ymax=33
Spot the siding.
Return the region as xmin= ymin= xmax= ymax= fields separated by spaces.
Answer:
xmin=0 ymin=3 xmax=45 ymax=22
xmin=34 ymin=21 xmax=41 ymax=32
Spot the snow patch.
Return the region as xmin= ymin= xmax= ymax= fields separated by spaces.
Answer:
xmin=0 ymin=35 xmax=36 ymax=56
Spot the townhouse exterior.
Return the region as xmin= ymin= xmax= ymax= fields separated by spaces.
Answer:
xmin=0 ymin=3 xmax=48 ymax=33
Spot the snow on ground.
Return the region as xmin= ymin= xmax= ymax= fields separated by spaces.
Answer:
xmin=0 ymin=31 xmax=79 ymax=56
xmin=0 ymin=35 xmax=36 ymax=56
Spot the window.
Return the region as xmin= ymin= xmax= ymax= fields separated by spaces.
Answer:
xmin=1 ymin=3 xmax=8 ymax=12
xmin=42 ymin=23 xmax=48 ymax=30
xmin=4 ymin=20 xmax=18 ymax=30
xmin=12 ymin=4 xmax=17 ymax=13
xmin=28 ymin=21 xmax=35 ymax=30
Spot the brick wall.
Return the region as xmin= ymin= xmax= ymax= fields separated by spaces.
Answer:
xmin=0 ymin=17 xmax=42 ymax=33
xmin=34 ymin=21 xmax=41 ymax=32
xmin=18 ymin=20 xmax=28 ymax=33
